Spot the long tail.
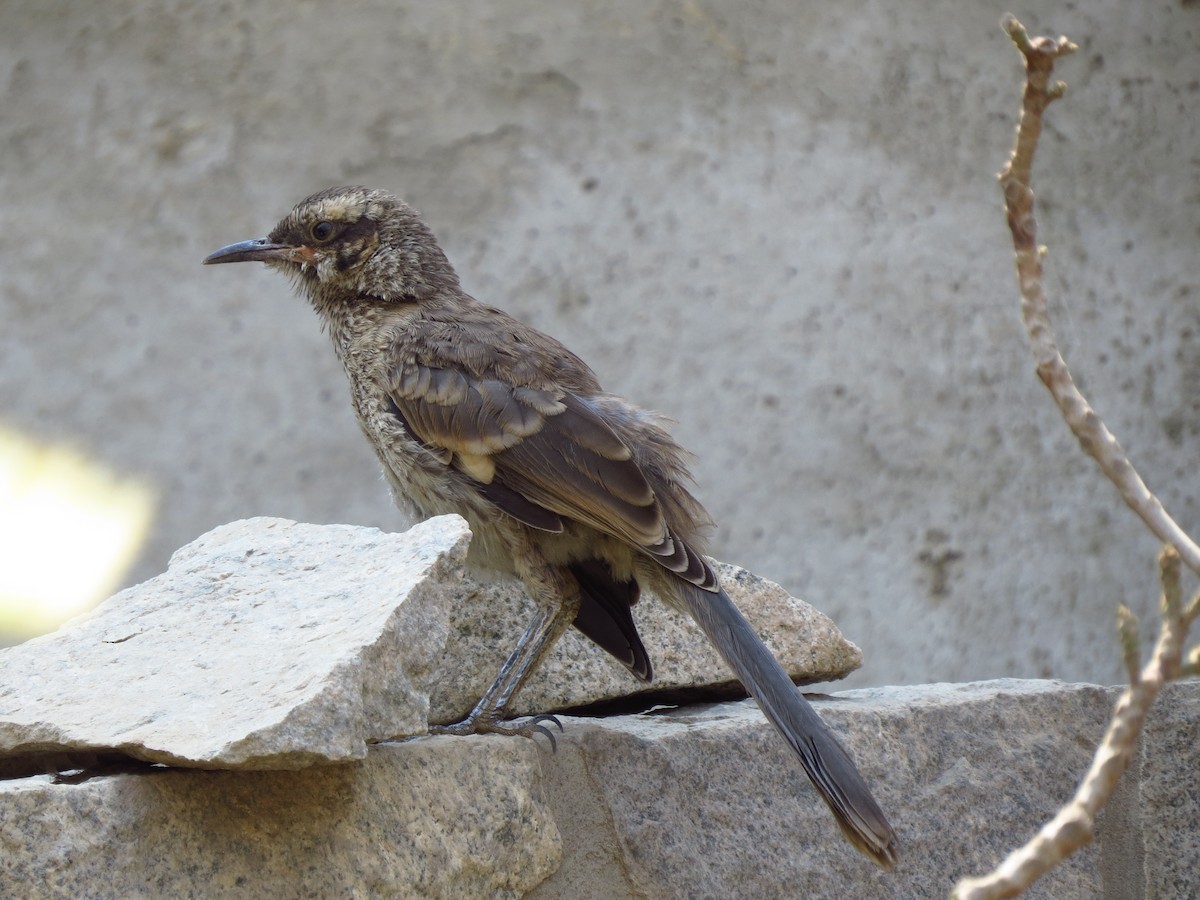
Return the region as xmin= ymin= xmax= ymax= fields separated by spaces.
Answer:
xmin=679 ymin=582 xmax=899 ymax=868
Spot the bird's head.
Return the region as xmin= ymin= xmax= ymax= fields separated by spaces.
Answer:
xmin=204 ymin=186 xmax=457 ymax=304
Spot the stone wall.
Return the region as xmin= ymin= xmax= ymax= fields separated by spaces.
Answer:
xmin=4 ymin=682 xmax=1196 ymax=897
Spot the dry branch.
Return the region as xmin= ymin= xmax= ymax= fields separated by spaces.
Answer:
xmin=951 ymin=15 xmax=1200 ymax=899
xmin=995 ymin=16 xmax=1200 ymax=578
xmin=954 ymin=548 xmax=1196 ymax=898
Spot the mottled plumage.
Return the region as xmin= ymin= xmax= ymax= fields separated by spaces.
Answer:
xmin=205 ymin=186 xmax=898 ymax=867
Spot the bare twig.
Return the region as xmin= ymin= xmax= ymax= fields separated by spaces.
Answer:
xmin=1183 ymin=642 xmax=1200 ymax=678
xmin=951 ymin=15 xmax=1200 ymax=899
xmin=995 ymin=15 xmax=1200 ymax=578
xmin=955 ymin=549 xmax=1187 ymax=899
xmin=1116 ymin=604 xmax=1141 ymax=685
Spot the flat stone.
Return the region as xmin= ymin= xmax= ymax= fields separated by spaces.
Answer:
xmin=434 ymin=559 xmax=862 ymax=721
xmin=0 ymin=737 xmax=560 ymax=899
xmin=532 ymin=680 xmax=1128 ymax=898
xmin=0 ymin=516 xmax=471 ymax=772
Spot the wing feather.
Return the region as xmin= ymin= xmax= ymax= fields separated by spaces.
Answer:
xmin=388 ymin=362 xmax=678 ymax=557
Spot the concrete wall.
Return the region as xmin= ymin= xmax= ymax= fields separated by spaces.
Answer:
xmin=3 ymin=1 xmax=1198 ymax=686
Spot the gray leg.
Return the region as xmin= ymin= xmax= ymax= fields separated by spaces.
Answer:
xmin=430 ymin=535 xmax=581 ymax=745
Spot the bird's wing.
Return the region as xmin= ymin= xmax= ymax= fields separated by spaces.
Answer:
xmin=385 ymin=358 xmax=714 ymax=588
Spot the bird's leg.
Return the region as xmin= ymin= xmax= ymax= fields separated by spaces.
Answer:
xmin=430 ymin=535 xmax=581 ymax=746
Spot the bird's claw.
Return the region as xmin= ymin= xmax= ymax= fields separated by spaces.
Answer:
xmin=430 ymin=712 xmax=564 ymax=751
xmin=527 ymin=714 xmax=564 ymax=752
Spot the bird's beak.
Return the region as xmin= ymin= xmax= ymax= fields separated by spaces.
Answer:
xmin=203 ymin=239 xmax=315 ymax=266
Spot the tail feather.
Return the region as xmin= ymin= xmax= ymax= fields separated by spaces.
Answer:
xmin=679 ymin=582 xmax=899 ymax=868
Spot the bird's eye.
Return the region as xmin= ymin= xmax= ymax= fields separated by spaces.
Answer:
xmin=310 ymin=221 xmax=336 ymax=242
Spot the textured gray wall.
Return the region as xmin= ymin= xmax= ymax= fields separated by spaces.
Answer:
xmin=3 ymin=2 xmax=1197 ymax=686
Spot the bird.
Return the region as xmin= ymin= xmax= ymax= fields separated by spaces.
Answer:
xmin=204 ymin=185 xmax=898 ymax=867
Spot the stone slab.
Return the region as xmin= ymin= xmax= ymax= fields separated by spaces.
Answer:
xmin=436 ymin=558 xmax=862 ymax=721
xmin=2 ymin=679 xmax=1196 ymax=898
xmin=0 ymin=737 xmax=560 ymax=899
xmin=0 ymin=516 xmax=469 ymax=772
xmin=533 ymin=680 xmax=1162 ymax=899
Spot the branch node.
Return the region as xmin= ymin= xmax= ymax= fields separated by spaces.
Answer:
xmin=1001 ymin=15 xmax=1078 ymax=62
xmin=1159 ymin=544 xmax=1183 ymax=624
xmin=1117 ymin=604 xmax=1142 ymax=684
xmin=1180 ymin=645 xmax=1200 ymax=678
xmin=1001 ymin=14 xmax=1032 ymax=52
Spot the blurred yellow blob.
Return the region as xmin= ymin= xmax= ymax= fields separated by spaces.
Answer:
xmin=0 ymin=426 xmax=155 ymax=641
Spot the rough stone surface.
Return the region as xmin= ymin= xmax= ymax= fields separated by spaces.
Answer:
xmin=0 ymin=517 xmax=859 ymax=772
xmin=1137 ymin=680 xmax=1200 ymax=899
xmin=532 ymin=680 xmax=1188 ymax=899
xmin=0 ymin=516 xmax=471 ymax=772
xmin=437 ymin=559 xmax=862 ymax=721
xmin=0 ymin=738 xmax=560 ymax=899
xmin=3 ymin=679 xmax=1195 ymax=898
xmin=4 ymin=2 xmax=1197 ymax=693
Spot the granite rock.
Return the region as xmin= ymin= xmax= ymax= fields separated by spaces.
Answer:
xmin=0 ymin=516 xmax=860 ymax=774
xmin=0 ymin=516 xmax=470 ymax=772
xmin=435 ymin=558 xmax=862 ymax=721
xmin=531 ymin=680 xmax=1147 ymax=899
xmin=4 ymin=679 xmax=1197 ymax=898
xmin=0 ymin=737 xmax=560 ymax=899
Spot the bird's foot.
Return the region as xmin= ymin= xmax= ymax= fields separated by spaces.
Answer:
xmin=430 ymin=713 xmax=564 ymax=751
